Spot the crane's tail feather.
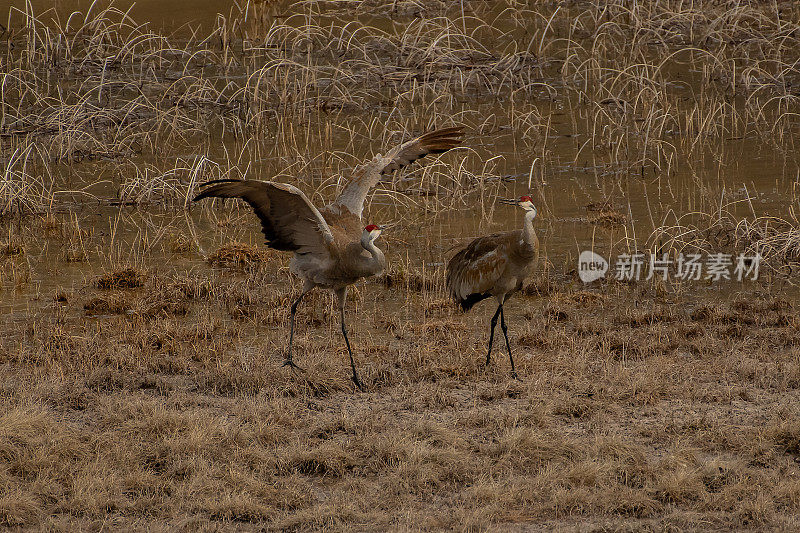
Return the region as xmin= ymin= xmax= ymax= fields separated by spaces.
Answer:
xmin=456 ymin=291 xmax=491 ymax=312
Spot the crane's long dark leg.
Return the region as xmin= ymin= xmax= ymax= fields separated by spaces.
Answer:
xmin=335 ymin=287 xmax=363 ymax=391
xmin=284 ymin=282 xmax=313 ymax=371
xmin=499 ymin=304 xmax=518 ymax=379
xmin=485 ymin=304 xmax=502 ymax=366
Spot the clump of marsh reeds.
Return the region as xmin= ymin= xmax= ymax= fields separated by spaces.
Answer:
xmin=164 ymin=232 xmax=198 ymax=254
xmin=649 ymin=207 xmax=800 ymax=278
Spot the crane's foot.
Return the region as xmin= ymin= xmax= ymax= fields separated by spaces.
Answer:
xmin=510 ymin=370 xmax=522 ymax=381
xmin=282 ymin=359 xmax=305 ymax=372
xmin=351 ymin=373 xmax=365 ymax=392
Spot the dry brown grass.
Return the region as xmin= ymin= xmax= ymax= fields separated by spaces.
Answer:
xmin=3 ymin=253 xmax=800 ymax=530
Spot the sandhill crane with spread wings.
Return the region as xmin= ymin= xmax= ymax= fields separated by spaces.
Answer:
xmin=446 ymin=196 xmax=539 ymax=378
xmin=194 ymin=127 xmax=463 ymax=389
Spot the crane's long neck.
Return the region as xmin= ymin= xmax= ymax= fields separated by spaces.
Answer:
xmin=521 ymin=209 xmax=538 ymax=252
xmin=360 ymin=235 xmax=386 ymax=273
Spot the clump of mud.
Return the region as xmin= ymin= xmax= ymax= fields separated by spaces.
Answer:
xmin=586 ymin=202 xmax=626 ymax=228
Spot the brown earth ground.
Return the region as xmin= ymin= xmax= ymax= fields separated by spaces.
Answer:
xmin=2 ymin=242 xmax=800 ymax=531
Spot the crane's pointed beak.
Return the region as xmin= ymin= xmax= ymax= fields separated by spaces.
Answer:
xmin=498 ymin=198 xmax=518 ymax=206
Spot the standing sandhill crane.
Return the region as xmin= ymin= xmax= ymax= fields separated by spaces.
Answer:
xmin=446 ymin=196 xmax=539 ymax=379
xmin=194 ymin=127 xmax=463 ymax=389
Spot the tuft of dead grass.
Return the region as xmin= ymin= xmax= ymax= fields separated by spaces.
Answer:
xmin=0 ymin=241 xmax=24 ymax=257
xmin=207 ymin=242 xmax=271 ymax=267
xmin=586 ymin=202 xmax=627 ymax=228
xmin=378 ymin=265 xmax=439 ymax=292
xmin=83 ymin=295 xmax=130 ymax=315
xmin=96 ymin=268 xmax=146 ymax=290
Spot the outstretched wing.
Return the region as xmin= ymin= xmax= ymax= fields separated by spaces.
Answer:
xmin=327 ymin=127 xmax=464 ymax=219
xmin=194 ymin=179 xmax=334 ymax=257
xmin=446 ymin=233 xmax=510 ymax=311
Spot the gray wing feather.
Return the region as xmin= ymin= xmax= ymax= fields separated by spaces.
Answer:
xmin=194 ymin=179 xmax=334 ymax=258
xmin=328 ymin=127 xmax=464 ymax=219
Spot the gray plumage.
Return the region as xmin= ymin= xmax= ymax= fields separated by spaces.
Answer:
xmin=446 ymin=196 xmax=539 ymax=378
xmin=193 ymin=127 xmax=463 ymax=389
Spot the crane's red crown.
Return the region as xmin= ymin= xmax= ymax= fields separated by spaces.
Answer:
xmin=364 ymin=224 xmax=380 ymax=232
xmin=520 ymin=195 xmax=533 ymax=202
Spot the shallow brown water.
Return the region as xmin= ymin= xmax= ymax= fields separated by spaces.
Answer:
xmin=2 ymin=0 xmax=799 ymax=313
